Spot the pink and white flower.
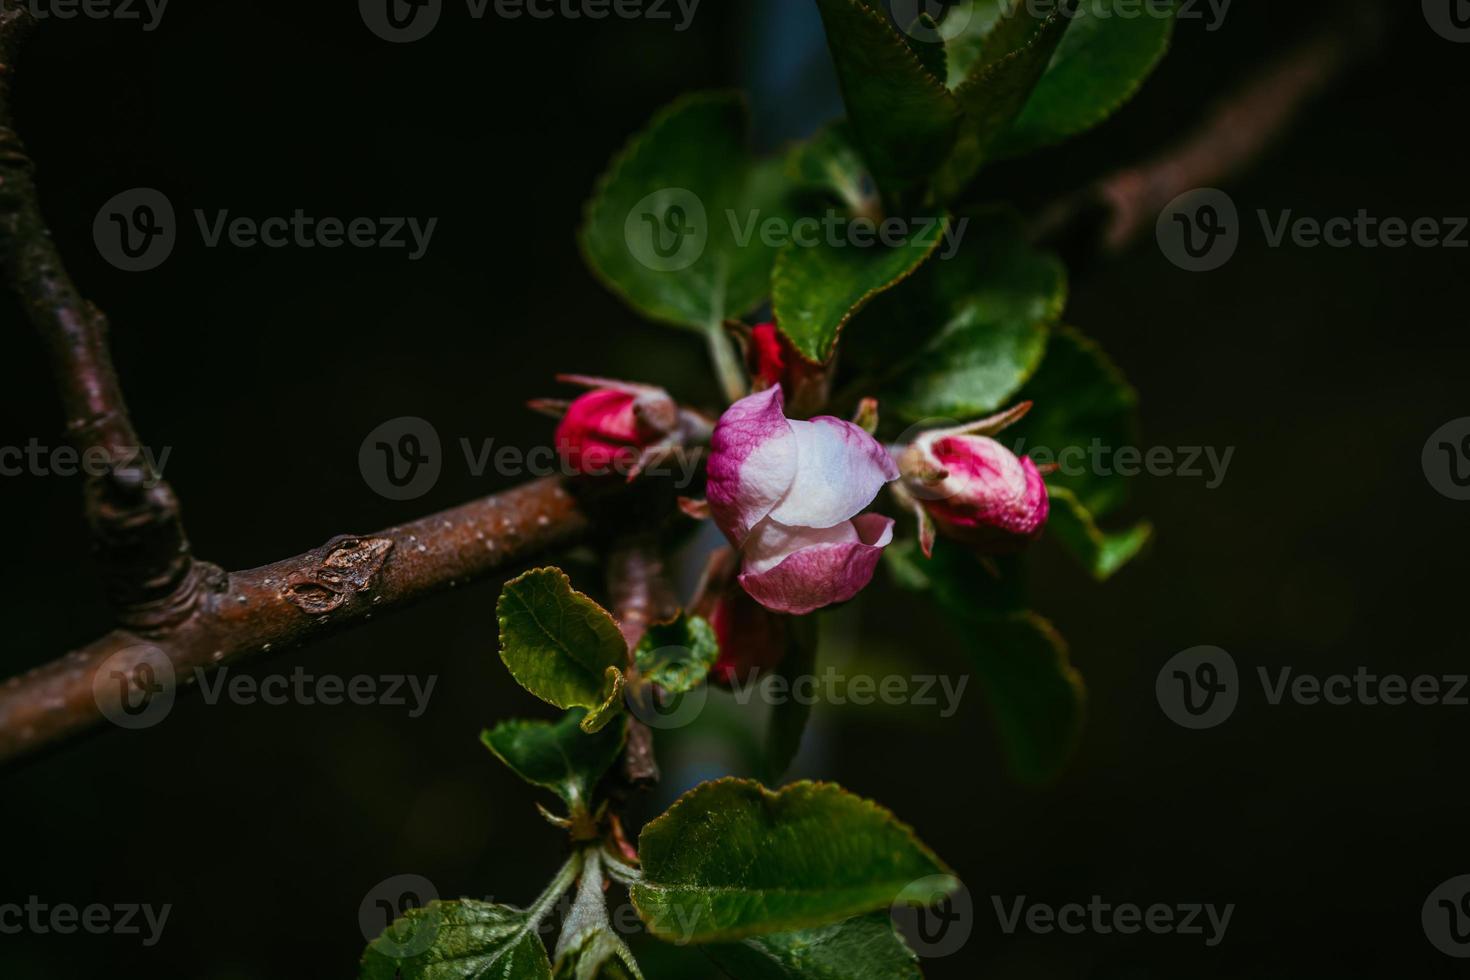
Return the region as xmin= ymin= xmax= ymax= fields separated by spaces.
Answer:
xmin=707 ymin=387 xmax=898 ymax=615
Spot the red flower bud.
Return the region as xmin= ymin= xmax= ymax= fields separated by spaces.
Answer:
xmin=553 ymin=382 xmax=676 ymax=475
xmin=709 ymin=587 xmax=791 ymax=687
xmin=902 ymin=431 xmax=1049 ymax=555
xmin=746 ymin=322 xmax=833 ymax=419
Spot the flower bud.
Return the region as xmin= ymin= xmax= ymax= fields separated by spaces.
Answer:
xmin=553 ymin=380 xmax=677 ymax=475
xmin=707 ymin=386 xmax=898 ymax=615
xmin=708 ymin=587 xmax=790 ymax=687
xmin=901 ymin=431 xmax=1049 ymax=555
xmin=746 ymin=322 xmax=834 ymax=419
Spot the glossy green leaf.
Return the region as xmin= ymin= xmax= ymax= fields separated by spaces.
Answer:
xmin=497 ymin=568 xmax=628 ymax=733
xmin=580 ymin=92 xmax=793 ymax=333
xmin=631 ymin=779 xmax=956 ymax=942
xmin=772 ymin=218 xmax=949 ymax=363
xmin=942 ymin=0 xmax=1009 ymax=86
xmin=812 ymin=0 xmax=959 ymax=193
xmin=763 ymin=615 xmax=819 ymax=784
xmin=361 ymin=901 xmax=552 ymax=980
xmin=933 ymin=2 xmax=1074 ymax=200
xmin=481 ymin=710 xmax=626 ymax=816
xmin=704 ymin=913 xmax=922 ymax=980
xmin=1012 ymin=324 xmax=1140 ymax=518
xmin=853 ymin=212 xmax=1065 ymax=423
xmin=1047 ymin=484 xmax=1152 ymax=581
xmin=998 ymin=0 xmax=1175 ymax=157
xmin=635 ymin=614 xmax=719 ymax=695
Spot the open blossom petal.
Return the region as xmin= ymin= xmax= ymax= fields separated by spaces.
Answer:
xmin=707 ymin=387 xmax=799 ymax=546
xmin=765 ymin=417 xmax=900 ymax=529
xmin=738 ymin=515 xmax=896 ymax=616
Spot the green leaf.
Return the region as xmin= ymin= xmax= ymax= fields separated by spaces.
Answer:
xmin=812 ymin=0 xmax=959 ymax=193
xmin=852 ymin=211 xmax=1065 ymax=424
xmin=763 ymin=615 xmax=819 ymax=784
xmin=635 ymin=614 xmax=720 ymax=695
xmin=998 ymin=0 xmax=1175 ymax=157
xmin=785 ymin=122 xmax=874 ymax=215
xmin=631 ymin=779 xmax=956 ymax=942
xmin=361 ymin=901 xmax=553 ymax=980
xmin=933 ymin=2 xmax=1075 ymax=200
xmin=942 ymin=0 xmax=1011 ymax=86
xmin=481 ymin=710 xmax=627 ymax=817
xmin=1012 ymin=324 xmax=1140 ymax=518
xmin=580 ymin=92 xmax=793 ymax=333
xmin=1046 ymin=484 xmax=1152 ymax=581
xmin=704 ymin=913 xmax=921 ymax=980
xmin=772 ymin=218 xmax=949 ymax=363
xmin=497 ymin=568 xmax=628 ymax=733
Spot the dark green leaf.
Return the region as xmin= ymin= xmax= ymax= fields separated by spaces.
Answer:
xmin=853 ymin=212 xmax=1065 ymax=424
xmin=998 ymin=0 xmax=1175 ymax=157
xmin=481 ymin=710 xmax=627 ymax=816
xmin=497 ymin=568 xmax=628 ymax=733
xmin=763 ymin=615 xmax=819 ymax=784
xmin=1046 ymin=484 xmax=1152 ymax=581
xmin=933 ymin=2 xmax=1074 ymax=200
xmin=580 ymin=92 xmax=793 ymax=333
xmin=1012 ymin=324 xmax=1140 ymax=518
xmin=785 ymin=122 xmax=874 ymax=215
xmin=772 ymin=219 xmax=949 ymax=363
xmin=636 ymin=614 xmax=720 ymax=695
xmin=631 ymin=779 xmax=956 ymax=942
xmin=704 ymin=913 xmax=921 ymax=980
xmin=361 ymin=901 xmax=552 ymax=980
xmin=812 ymin=0 xmax=959 ymax=193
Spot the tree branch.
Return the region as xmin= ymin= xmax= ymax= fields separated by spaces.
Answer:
xmin=0 ymin=476 xmax=594 ymax=766
xmin=607 ymin=534 xmax=678 ymax=787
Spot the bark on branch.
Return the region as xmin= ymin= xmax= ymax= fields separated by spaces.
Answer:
xmin=607 ymin=534 xmax=678 ymax=787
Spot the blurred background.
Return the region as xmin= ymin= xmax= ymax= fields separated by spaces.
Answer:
xmin=1 ymin=1 xmax=1467 ymax=976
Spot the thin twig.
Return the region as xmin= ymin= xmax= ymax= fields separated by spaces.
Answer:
xmin=607 ymin=534 xmax=677 ymax=787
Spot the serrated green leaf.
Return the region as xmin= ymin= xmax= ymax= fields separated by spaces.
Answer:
xmin=763 ymin=615 xmax=819 ymax=784
xmin=772 ymin=218 xmax=948 ymax=363
xmin=497 ymin=568 xmax=628 ymax=733
xmin=998 ymin=0 xmax=1175 ymax=157
xmin=580 ymin=92 xmax=794 ymax=333
xmin=813 ymin=0 xmax=959 ymax=194
xmin=934 ymin=2 xmax=1074 ymax=200
xmin=631 ymin=779 xmax=956 ymax=943
xmin=704 ymin=912 xmax=922 ymax=980
xmin=851 ymin=212 xmax=1065 ymax=424
xmin=1011 ymin=324 xmax=1140 ymax=518
xmin=361 ymin=901 xmax=552 ymax=980
xmin=481 ymin=710 xmax=627 ymax=817
xmin=942 ymin=0 xmax=1010 ymax=86
xmin=635 ymin=614 xmax=719 ymax=695
xmin=785 ymin=122 xmax=874 ymax=216
xmin=1047 ymin=484 xmax=1152 ymax=580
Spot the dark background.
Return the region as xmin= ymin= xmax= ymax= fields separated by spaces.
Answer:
xmin=1 ymin=1 xmax=1467 ymax=976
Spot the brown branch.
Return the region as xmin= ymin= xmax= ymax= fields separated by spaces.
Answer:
xmin=0 ymin=476 xmax=594 ymax=766
xmin=0 ymin=9 xmax=205 ymax=626
xmin=1031 ymin=3 xmax=1382 ymax=255
xmin=607 ymin=534 xmax=678 ymax=787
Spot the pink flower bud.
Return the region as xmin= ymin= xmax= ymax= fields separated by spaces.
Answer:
xmin=746 ymin=322 xmax=834 ymax=419
xmin=707 ymin=386 xmax=898 ymax=615
xmin=554 ymin=383 xmax=676 ymax=475
xmin=902 ymin=431 xmax=1049 ymax=554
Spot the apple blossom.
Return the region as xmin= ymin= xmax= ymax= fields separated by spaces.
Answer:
xmin=900 ymin=424 xmax=1049 ymax=555
xmin=707 ymin=386 xmax=898 ymax=615
xmin=551 ymin=379 xmax=677 ymax=475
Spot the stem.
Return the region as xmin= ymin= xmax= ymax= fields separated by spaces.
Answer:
xmin=705 ymin=324 xmax=747 ymax=405
xmin=529 ymin=851 xmax=584 ymax=928
xmin=607 ymin=535 xmax=677 ymax=787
